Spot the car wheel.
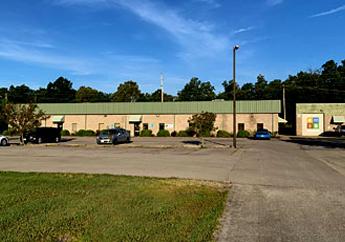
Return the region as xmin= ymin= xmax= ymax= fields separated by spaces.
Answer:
xmin=112 ymin=138 xmax=118 ymax=145
xmin=1 ymin=139 xmax=8 ymax=146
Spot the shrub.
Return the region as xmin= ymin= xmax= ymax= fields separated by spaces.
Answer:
xmin=61 ymin=129 xmax=70 ymax=136
xmin=2 ymin=128 xmax=18 ymax=136
xmin=171 ymin=131 xmax=177 ymax=137
xmin=188 ymin=112 xmax=216 ymax=137
xmin=199 ymin=130 xmax=212 ymax=137
xmin=217 ymin=130 xmax=233 ymax=138
xmin=237 ymin=130 xmax=251 ymax=138
xmin=185 ymin=127 xmax=196 ymax=137
xmin=157 ymin=130 xmax=170 ymax=137
xmin=75 ymin=129 xmax=96 ymax=137
xmin=177 ymin=130 xmax=189 ymax=137
xmin=140 ymin=129 xmax=153 ymax=137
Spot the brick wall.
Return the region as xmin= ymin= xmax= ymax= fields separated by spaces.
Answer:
xmin=44 ymin=113 xmax=279 ymax=136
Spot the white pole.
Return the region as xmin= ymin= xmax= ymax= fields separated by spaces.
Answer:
xmin=160 ymin=73 xmax=164 ymax=103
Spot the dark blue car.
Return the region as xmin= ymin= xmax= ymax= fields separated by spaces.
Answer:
xmin=254 ymin=129 xmax=272 ymax=140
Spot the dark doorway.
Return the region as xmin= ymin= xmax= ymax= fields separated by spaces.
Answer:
xmin=257 ymin=123 xmax=264 ymax=130
xmin=134 ymin=123 xmax=140 ymax=136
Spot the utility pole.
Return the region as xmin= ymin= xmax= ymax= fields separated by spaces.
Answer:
xmin=233 ymin=45 xmax=240 ymax=149
xmin=160 ymin=73 xmax=164 ymax=103
xmin=282 ymin=83 xmax=286 ymax=120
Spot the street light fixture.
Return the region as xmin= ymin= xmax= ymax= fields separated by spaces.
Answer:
xmin=233 ymin=45 xmax=240 ymax=148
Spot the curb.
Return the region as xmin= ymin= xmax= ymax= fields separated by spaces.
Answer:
xmin=23 ymin=143 xmax=232 ymax=149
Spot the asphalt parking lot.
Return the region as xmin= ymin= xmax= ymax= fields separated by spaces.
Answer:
xmin=35 ymin=136 xmax=239 ymax=148
xmin=1 ymin=137 xmax=345 ymax=242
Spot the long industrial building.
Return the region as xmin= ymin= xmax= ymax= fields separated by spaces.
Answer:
xmin=38 ymin=100 xmax=282 ymax=136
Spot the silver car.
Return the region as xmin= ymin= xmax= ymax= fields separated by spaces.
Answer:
xmin=0 ymin=135 xmax=9 ymax=146
xmin=96 ymin=128 xmax=131 ymax=145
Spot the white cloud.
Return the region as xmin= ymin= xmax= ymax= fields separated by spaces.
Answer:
xmin=0 ymin=41 xmax=93 ymax=75
xmin=310 ymin=4 xmax=345 ymax=18
xmin=233 ymin=26 xmax=255 ymax=35
xmin=53 ymin=0 xmax=230 ymax=59
xmin=266 ymin=0 xmax=284 ymax=6
xmin=0 ymin=38 xmax=160 ymax=77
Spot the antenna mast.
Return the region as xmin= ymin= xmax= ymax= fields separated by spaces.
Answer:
xmin=160 ymin=73 xmax=164 ymax=103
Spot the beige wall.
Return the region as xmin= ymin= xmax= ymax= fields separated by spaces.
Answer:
xmin=297 ymin=113 xmax=341 ymax=136
xmin=44 ymin=113 xmax=279 ymax=136
xmin=296 ymin=113 xmax=324 ymax=136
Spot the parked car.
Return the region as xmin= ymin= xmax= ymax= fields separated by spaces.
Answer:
xmin=0 ymin=135 xmax=9 ymax=146
xmin=24 ymin=127 xmax=61 ymax=144
xmin=254 ymin=129 xmax=272 ymax=140
xmin=96 ymin=128 xmax=131 ymax=145
xmin=335 ymin=125 xmax=345 ymax=136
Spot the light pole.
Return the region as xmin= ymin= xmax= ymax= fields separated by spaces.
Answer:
xmin=233 ymin=45 xmax=240 ymax=148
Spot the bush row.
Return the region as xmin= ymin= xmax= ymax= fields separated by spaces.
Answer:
xmin=139 ymin=128 xmax=197 ymax=137
xmin=60 ymin=128 xmax=258 ymax=138
xmin=216 ymin=130 xmax=252 ymax=138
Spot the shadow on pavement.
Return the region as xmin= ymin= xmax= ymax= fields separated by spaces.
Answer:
xmin=60 ymin=138 xmax=76 ymax=143
xmin=284 ymin=137 xmax=345 ymax=149
xmin=204 ymin=139 xmax=231 ymax=147
xmin=182 ymin=140 xmax=201 ymax=146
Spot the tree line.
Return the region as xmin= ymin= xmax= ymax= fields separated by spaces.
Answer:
xmin=1 ymin=59 xmax=345 ymax=131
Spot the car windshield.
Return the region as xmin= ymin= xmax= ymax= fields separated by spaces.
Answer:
xmin=257 ymin=131 xmax=269 ymax=135
xmin=99 ymin=130 xmax=109 ymax=137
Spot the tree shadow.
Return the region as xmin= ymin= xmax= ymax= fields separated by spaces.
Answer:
xmin=319 ymin=131 xmax=341 ymax=137
xmin=204 ymin=139 xmax=231 ymax=147
xmin=284 ymin=137 xmax=345 ymax=149
xmin=182 ymin=140 xmax=201 ymax=146
xmin=60 ymin=137 xmax=76 ymax=143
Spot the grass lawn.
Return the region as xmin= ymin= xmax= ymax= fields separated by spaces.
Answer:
xmin=0 ymin=172 xmax=227 ymax=242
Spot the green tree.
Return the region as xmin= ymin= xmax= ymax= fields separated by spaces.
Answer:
xmin=0 ymin=90 xmax=8 ymax=133
xmin=238 ymin=83 xmax=255 ymax=100
xmin=265 ymin=79 xmax=282 ymax=100
xmin=2 ymin=104 xmax=48 ymax=144
xmin=112 ymin=81 xmax=142 ymax=102
xmin=7 ymin=85 xmax=34 ymax=103
xmin=34 ymin=88 xmax=48 ymax=103
xmin=188 ymin=112 xmax=217 ymax=147
xmin=254 ymin=74 xmax=268 ymax=99
xmin=76 ymin=86 xmax=110 ymax=103
xmin=44 ymin=77 xmax=76 ymax=103
xmin=217 ymin=80 xmax=240 ymax=100
xmin=141 ymin=89 xmax=175 ymax=102
xmin=177 ymin=77 xmax=216 ymax=101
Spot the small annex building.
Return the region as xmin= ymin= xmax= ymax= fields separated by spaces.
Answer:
xmin=296 ymin=103 xmax=345 ymax=136
xmin=38 ymin=100 xmax=281 ymax=136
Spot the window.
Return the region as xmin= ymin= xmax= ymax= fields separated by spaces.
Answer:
xmin=257 ymin=123 xmax=264 ymax=131
xmin=72 ymin=123 xmax=78 ymax=133
xmin=143 ymin=123 xmax=149 ymax=130
xmin=238 ymin=123 xmax=245 ymax=131
xmin=159 ymin=123 xmax=165 ymax=131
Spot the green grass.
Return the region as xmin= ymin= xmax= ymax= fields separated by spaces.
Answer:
xmin=0 ymin=172 xmax=227 ymax=242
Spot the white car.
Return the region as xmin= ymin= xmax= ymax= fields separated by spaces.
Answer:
xmin=0 ymin=135 xmax=9 ymax=146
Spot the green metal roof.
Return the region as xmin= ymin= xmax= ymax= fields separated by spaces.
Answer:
xmin=297 ymin=103 xmax=345 ymax=115
xmin=38 ymin=100 xmax=281 ymax=115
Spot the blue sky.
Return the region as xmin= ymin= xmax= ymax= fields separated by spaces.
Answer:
xmin=0 ymin=0 xmax=344 ymax=94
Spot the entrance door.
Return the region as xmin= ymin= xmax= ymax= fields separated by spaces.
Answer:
xmin=134 ymin=123 xmax=140 ymax=137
